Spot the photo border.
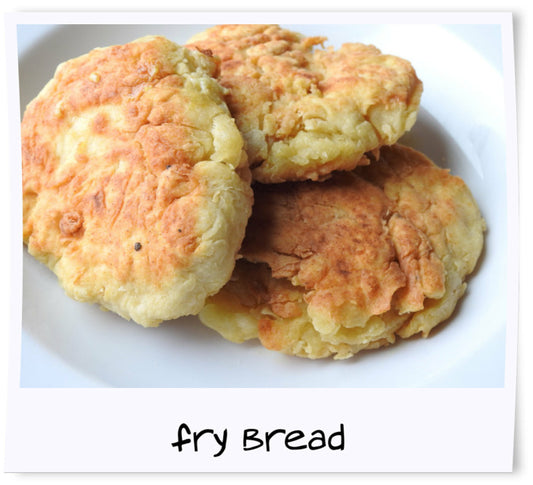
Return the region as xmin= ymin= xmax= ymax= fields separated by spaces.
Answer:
xmin=4 ymin=10 xmax=519 ymax=472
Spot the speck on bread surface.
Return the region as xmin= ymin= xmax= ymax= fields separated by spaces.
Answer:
xmin=199 ymin=145 xmax=485 ymax=359
xmin=187 ymin=24 xmax=423 ymax=183
xmin=22 ymin=35 xmax=253 ymax=326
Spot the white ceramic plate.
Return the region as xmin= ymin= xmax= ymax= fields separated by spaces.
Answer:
xmin=18 ymin=22 xmax=508 ymax=388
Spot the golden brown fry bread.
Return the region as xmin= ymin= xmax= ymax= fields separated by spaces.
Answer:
xmin=22 ymin=35 xmax=253 ymax=326
xmin=199 ymin=144 xmax=485 ymax=359
xmin=187 ymin=24 xmax=423 ymax=183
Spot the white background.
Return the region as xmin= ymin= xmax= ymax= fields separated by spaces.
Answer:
xmin=1 ymin=0 xmax=531 ymax=484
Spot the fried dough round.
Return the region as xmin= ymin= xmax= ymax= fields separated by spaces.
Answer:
xmin=187 ymin=24 xmax=423 ymax=183
xmin=199 ymin=144 xmax=485 ymax=359
xmin=22 ymin=35 xmax=253 ymax=327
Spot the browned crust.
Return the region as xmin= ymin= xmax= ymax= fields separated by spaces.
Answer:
xmin=187 ymin=24 xmax=423 ymax=182
xmin=242 ymin=166 xmax=446 ymax=324
xmin=200 ymin=144 xmax=485 ymax=358
xmin=22 ymin=35 xmax=252 ymax=325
